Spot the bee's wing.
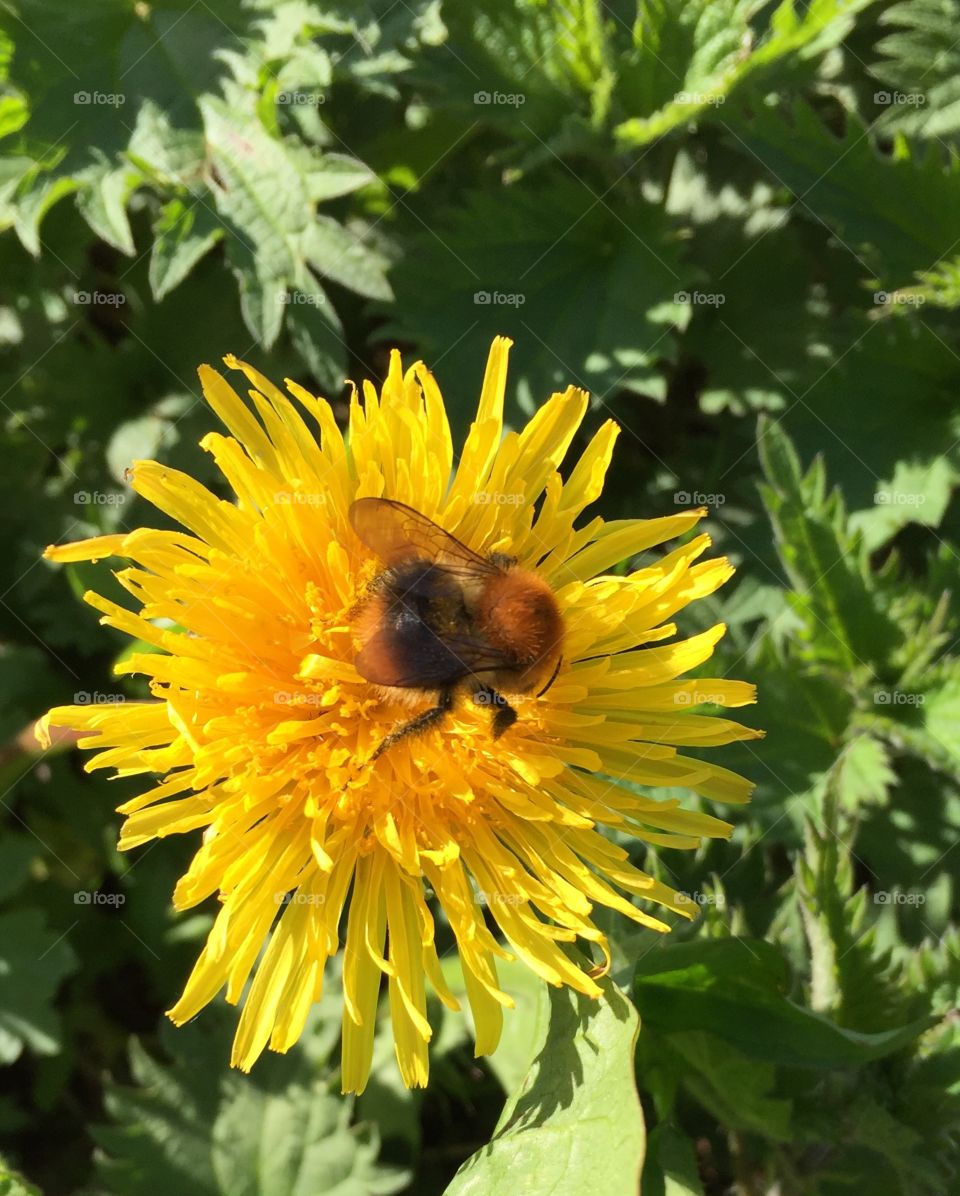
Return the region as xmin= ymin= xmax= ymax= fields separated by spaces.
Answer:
xmin=355 ymin=629 xmax=514 ymax=689
xmin=349 ymin=498 xmax=501 ymax=579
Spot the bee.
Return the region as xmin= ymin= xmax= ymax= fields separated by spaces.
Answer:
xmin=348 ymin=498 xmax=564 ymax=760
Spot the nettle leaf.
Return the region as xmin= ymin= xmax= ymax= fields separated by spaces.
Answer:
xmin=615 ymin=0 xmax=877 ymax=147
xmin=149 ymin=198 xmax=226 ymax=302
xmin=669 ymin=1031 xmax=792 ymax=1140
xmin=0 ymin=908 xmax=76 ymax=1064
xmin=423 ymin=0 xmax=616 ymax=147
xmin=871 ymin=0 xmax=960 ymax=139
xmin=757 ymin=416 xmax=900 ymax=672
xmin=386 ymin=178 xmax=686 ymax=421
xmin=303 ymin=216 xmax=393 ymax=300
xmin=446 ymin=977 xmax=645 ymax=1196
xmin=849 ymin=457 xmax=955 ymax=551
xmin=834 ymin=734 xmax=896 ymax=812
xmin=94 ymin=1014 xmax=408 ymax=1196
xmin=633 ymin=939 xmax=928 ymax=1067
xmin=730 ymin=100 xmax=960 ymax=284
xmin=201 ymin=96 xmax=309 ymax=283
xmin=75 ymin=159 xmax=140 ymax=255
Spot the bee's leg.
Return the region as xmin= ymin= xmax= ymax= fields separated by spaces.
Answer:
xmin=370 ymin=687 xmax=454 ymax=761
xmin=472 ymin=683 xmax=518 ymax=739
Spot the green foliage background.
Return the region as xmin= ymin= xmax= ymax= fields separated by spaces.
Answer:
xmin=1 ymin=1 xmax=959 ymax=1192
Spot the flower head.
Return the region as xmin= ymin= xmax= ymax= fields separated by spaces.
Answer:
xmin=39 ymin=337 xmax=759 ymax=1092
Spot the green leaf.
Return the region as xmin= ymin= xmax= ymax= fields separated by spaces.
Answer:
xmin=871 ymin=0 xmax=960 ymax=139
xmin=95 ymin=1013 xmax=408 ymax=1196
xmin=730 ymin=100 xmax=960 ymax=284
xmin=757 ymin=416 xmax=901 ymax=672
xmin=633 ymin=938 xmax=930 ymax=1067
xmin=0 ymin=908 xmax=76 ymax=1064
xmin=670 ymin=1031 xmax=792 ymax=1139
xmin=849 ymin=457 xmax=955 ymax=550
xmin=616 ymin=0 xmax=877 ymax=147
xmin=303 ymin=216 xmax=393 ymax=301
xmin=446 ymin=976 xmax=645 ymax=1196
xmin=387 ymin=178 xmax=686 ymax=418
xmin=149 ymin=199 xmax=226 ymax=301
xmin=75 ymin=160 xmax=139 ymax=255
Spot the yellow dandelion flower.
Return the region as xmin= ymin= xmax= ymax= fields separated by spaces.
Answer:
xmin=38 ymin=336 xmax=760 ymax=1094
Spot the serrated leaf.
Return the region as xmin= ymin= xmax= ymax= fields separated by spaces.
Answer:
xmin=730 ymin=100 xmax=960 ymax=284
xmin=757 ymin=415 xmax=900 ymax=671
xmin=871 ymin=0 xmax=960 ymax=139
xmin=302 ymin=216 xmax=393 ymax=300
xmin=835 ymin=734 xmax=896 ymax=811
xmin=616 ymin=0 xmax=877 ymax=147
xmin=670 ymin=1031 xmax=793 ymax=1139
xmin=200 ymin=97 xmax=309 ymax=281
xmin=149 ymin=198 xmax=225 ymax=300
xmin=76 ymin=161 xmax=139 ymax=255
xmin=850 ymin=457 xmax=955 ymax=550
xmin=0 ymin=908 xmax=76 ymax=1064
xmin=387 ymin=178 xmax=686 ymax=420
xmin=446 ymin=976 xmax=644 ymax=1196
xmin=633 ymin=938 xmax=930 ymax=1067
xmin=95 ymin=1013 xmax=408 ymax=1196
